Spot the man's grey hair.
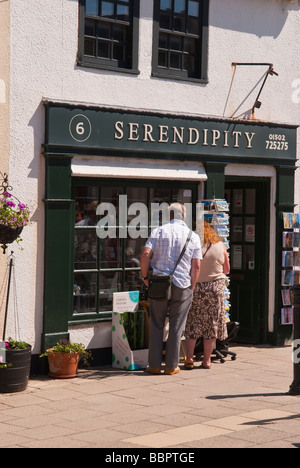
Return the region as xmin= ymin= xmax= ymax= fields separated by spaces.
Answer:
xmin=169 ymin=202 xmax=186 ymax=221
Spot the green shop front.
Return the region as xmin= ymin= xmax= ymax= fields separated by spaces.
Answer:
xmin=42 ymin=101 xmax=298 ymax=361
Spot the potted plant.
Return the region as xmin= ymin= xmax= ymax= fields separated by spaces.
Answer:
xmin=40 ymin=340 xmax=92 ymax=379
xmin=0 ymin=179 xmax=31 ymax=254
xmin=0 ymin=338 xmax=32 ymax=394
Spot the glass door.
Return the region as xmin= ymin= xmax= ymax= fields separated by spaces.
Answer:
xmin=225 ymin=180 xmax=270 ymax=343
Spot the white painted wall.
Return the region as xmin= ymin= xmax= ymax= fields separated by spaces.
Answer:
xmin=4 ymin=0 xmax=299 ymax=352
xmin=0 ymin=1 xmax=10 ymax=342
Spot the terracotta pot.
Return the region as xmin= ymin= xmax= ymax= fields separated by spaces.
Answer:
xmin=47 ymin=352 xmax=80 ymax=379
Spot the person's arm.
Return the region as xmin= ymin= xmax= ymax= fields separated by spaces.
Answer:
xmin=190 ymin=258 xmax=201 ymax=290
xmin=223 ymin=247 xmax=230 ymax=275
xmin=140 ymin=247 xmax=152 ymax=287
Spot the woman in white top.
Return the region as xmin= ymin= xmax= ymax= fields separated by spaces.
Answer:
xmin=185 ymin=222 xmax=230 ymax=369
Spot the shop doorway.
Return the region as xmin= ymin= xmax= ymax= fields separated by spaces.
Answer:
xmin=225 ymin=179 xmax=270 ymax=343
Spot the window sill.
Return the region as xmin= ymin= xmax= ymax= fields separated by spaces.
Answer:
xmin=69 ymin=314 xmax=112 ymax=326
xmin=77 ymin=59 xmax=140 ymax=76
xmin=152 ymin=70 xmax=208 ymax=84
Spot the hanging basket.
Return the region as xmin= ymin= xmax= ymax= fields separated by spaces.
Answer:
xmin=0 ymin=225 xmax=23 ymax=254
xmin=0 ymin=225 xmax=23 ymax=244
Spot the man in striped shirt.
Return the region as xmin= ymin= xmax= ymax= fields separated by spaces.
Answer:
xmin=141 ymin=203 xmax=202 ymax=375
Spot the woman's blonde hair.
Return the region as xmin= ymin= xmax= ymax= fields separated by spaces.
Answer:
xmin=204 ymin=221 xmax=222 ymax=245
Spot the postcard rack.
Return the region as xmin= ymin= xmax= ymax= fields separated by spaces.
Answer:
xmin=281 ymin=213 xmax=300 ymax=325
xmin=201 ymin=199 xmax=231 ymax=322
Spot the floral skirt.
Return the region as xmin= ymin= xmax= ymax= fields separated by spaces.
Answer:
xmin=185 ymin=279 xmax=228 ymax=341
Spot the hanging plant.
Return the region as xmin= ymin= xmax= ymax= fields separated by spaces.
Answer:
xmin=0 ymin=174 xmax=31 ymax=253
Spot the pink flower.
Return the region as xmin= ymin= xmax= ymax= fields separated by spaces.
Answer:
xmin=3 ymin=192 xmax=12 ymax=198
xmin=6 ymin=200 xmax=16 ymax=208
xmin=18 ymin=203 xmax=26 ymax=210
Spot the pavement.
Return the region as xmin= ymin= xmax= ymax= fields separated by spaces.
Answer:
xmin=0 ymin=344 xmax=300 ymax=449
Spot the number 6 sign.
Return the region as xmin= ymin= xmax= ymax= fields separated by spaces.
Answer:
xmin=69 ymin=114 xmax=92 ymax=142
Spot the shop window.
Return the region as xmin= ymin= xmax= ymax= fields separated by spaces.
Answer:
xmin=77 ymin=0 xmax=140 ymax=73
xmin=152 ymin=0 xmax=209 ymax=82
xmin=72 ymin=180 xmax=197 ymax=323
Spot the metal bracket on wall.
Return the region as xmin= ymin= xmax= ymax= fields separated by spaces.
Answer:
xmin=232 ymin=63 xmax=279 ymax=118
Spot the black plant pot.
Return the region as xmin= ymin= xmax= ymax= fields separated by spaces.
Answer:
xmin=0 ymin=225 xmax=23 ymax=253
xmin=0 ymin=346 xmax=31 ymax=394
xmin=0 ymin=225 xmax=23 ymax=244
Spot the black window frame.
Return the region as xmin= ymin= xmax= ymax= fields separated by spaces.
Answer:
xmin=152 ymin=0 xmax=209 ymax=83
xmin=77 ymin=0 xmax=140 ymax=75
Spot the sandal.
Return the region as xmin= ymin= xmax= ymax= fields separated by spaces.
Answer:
xmin=184 ymin=359 xmax=194 ymax=370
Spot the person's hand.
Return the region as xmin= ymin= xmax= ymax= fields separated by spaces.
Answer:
xmin=143 ymin=278 xmax=149 ymax=287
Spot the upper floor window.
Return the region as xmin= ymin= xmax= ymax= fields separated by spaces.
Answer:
xmin=78 ymin=0 xmax=140 ymax=73
xmin=152 ymin=0 xmax=209 ymax=82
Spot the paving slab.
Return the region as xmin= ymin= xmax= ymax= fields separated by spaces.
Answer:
xmin=0 ymin=345 xmax=299 ymax=449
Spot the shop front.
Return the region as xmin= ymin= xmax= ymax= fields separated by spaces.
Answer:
xmin=42 ymin=100 xmax=297 ymax=360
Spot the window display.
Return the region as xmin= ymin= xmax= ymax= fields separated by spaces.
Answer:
xmin=72 ymin=180 xmax=197 ymax=321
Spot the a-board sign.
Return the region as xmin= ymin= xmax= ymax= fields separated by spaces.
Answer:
xmin=112 ymin=291 xmax=148 ymax=371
